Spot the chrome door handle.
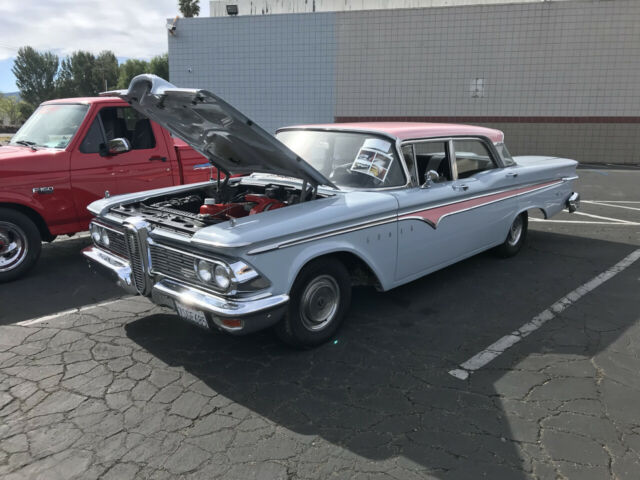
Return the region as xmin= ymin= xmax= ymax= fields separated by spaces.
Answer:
xmin=452 ymin=183 xmax=469 ymax=191
xmin=506 ymin=171 xmax=518 ymax=178
xmin=149 ymin=156 xmax=167 ymax=162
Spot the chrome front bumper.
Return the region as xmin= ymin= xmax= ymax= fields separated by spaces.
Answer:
xmin=566 ymin=192 xmax=580 ymax=213
xmin=82 ymin=246 xmax=289 ymax=334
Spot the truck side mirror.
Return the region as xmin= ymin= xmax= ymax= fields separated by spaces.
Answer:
xmin=100 ymin=138 xmax=131 ymax=157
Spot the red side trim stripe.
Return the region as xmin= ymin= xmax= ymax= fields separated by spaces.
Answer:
xmin=399 ymin=180 xmax=561 ymax=228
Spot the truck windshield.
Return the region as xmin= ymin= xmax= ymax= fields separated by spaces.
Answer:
xmin=10 ymin=104 xmax=89 ymax=149
xmin=276 ymin=129 xmax=406 ymax=189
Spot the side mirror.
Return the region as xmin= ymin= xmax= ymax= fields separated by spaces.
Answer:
xmin=421 ymin=169 xmax=440 ymax=189
xmin=100 ymin=138 xmax=131 ymax=157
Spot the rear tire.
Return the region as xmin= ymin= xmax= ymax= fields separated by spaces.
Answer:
xmin=276 ymin=258 xmax=351 ymax=348
xmin=494 ymin=212 xmax=528 ymax=258
xmin=0 ymin=208 xmax=42 ymax=283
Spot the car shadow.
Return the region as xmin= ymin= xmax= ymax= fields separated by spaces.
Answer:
xmin=0 ymin=236 xmax=124 ymax=324
xmin=125 ymin=230 xmax=639 ymax=477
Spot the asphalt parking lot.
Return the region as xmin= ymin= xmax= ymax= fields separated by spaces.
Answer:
xmin=0 ymin=167 xmax=639 ymax=479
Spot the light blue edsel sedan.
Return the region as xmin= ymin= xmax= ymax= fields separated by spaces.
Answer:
xmin=83 ymin=75 xmax=580 ymax=347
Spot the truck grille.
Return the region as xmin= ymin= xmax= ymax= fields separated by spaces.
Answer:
xmin=125 ymin=229 xmax=146 ymax=294
xmin=149 ymin=243 xmax=198 ymax=284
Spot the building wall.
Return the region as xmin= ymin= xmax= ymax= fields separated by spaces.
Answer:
xmin=209 ymin=0 xmax=581 ymax=17
xmin=170 ymin=0 xmax=640 ymax=164
xmin=169 ymin=13 xmax=336 ymax=133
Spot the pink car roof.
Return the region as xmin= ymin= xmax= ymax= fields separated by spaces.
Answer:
xmin=283 ymin=122 xmax=504 ymax=143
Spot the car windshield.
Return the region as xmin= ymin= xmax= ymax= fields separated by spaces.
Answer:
xmin=276 ymin=130 xmax=405 ymax=189
xmin=10 ymin=104 xmax=89 ymax=149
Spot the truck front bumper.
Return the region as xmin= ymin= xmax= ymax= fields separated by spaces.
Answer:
xmin=82 ymin=246 xmax=288 ymax=334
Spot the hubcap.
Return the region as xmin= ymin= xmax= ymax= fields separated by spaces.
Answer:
xmin=507 ymin=215 xmax=523 ymax=247
xmin=300 ymin=274 xmax=340 ymax=331
xmin=0 ymin=222 xmax=28 ymax=273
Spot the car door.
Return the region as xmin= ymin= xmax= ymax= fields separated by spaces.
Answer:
xmin=393 ymin=137 xmax=511 ymax=281
xmin=69 ymin=105 xmax=174 ymax=225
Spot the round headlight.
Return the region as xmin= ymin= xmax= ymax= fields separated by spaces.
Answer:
xmin=195 ymin=259 xmax=214 ymax=283
xmin=214 ymin=265 xmax=231 ymax=290
xmin=100 ymin=229 xmax=110 ymax=247
xmin=90 ymin=225 xmax=101 ymax=243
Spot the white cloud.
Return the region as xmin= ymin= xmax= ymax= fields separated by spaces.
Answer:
xmin=0 ymin=0 xmax=202 ymax=61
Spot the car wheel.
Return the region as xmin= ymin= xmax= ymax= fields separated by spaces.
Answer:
xmin=0 ymin=208 xmax=42 ymax=283
xmin=494 ymin=211 xmax=528 ymax=258
xmin=276 ymin=258 xmax=351 ymax=348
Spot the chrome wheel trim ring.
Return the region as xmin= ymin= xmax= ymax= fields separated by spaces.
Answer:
xmin=507 ymin=215 xmax=523 ymax=247
xmin=300 ymin=274 xmax=340 ymax=332
xmin=0 ymin=221 xmax=28 ymax=273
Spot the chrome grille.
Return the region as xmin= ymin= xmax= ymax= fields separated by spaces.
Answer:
xmin=149 ymin=243 xmax=198 ymax=283
xmin=107 ymin=231 xmax=127 ymax=258
xmin=125 ymin=229 xmax=146 ymax=294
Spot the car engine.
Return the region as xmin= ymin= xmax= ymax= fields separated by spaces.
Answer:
xmin=109 ymin=181 xmax=325 ymax=235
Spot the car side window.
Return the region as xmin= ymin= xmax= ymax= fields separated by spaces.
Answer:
xmin=452 ymin=139 xmax=497 ymax=179
xmin=79 ymin=116 xmax=105 ymax=154
xmin=401 ymin=144 xmax=418 ymax=186
xmin=414 ymin=141 xmax=453 ymax=183
xmin=101 ymin=106 xmax=157 ymax=150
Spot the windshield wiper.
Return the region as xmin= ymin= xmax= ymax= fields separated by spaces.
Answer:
xmin=14 ymin=140 xmax=38 ymax=151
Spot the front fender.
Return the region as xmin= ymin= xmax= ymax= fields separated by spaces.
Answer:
xmin=245 ymin=220 xmax=398 ymax=295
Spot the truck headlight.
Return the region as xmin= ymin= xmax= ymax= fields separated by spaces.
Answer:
xmin=90 ymin=223 xmax=101 ymax=244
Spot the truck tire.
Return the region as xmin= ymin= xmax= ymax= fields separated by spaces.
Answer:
xmin=276 ymin=258 xmax=351 ymax=348
xmin=0 ymin=208 xmax=42 ymax=282
xmin=494 ymin=211 xmax=528 ymax=258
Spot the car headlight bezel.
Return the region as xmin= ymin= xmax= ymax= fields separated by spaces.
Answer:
xmin=194 ymin=258 xmax=235 ymax=292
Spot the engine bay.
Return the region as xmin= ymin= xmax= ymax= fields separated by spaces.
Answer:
xmin=110 ymin=180 xmax=329 ymax=234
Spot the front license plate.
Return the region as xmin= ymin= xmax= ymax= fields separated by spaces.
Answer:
xmin=175 ymin=302 xmax=209 ymax=330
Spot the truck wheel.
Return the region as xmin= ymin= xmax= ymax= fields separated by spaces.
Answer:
xmin=494 ymin=212 xmax=528 ymax=258
xmin=276 ymin=258 xmax=351 ymax=348
xmin=0 ymin=208 xmax=42 ymax=283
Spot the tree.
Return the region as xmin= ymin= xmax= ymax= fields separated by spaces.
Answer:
xmin=179 ymin=0 xmax=200 ymax=17
xmin=56 ymin=50 xmax=119 ymax=97
xmin=117 ymin=59 xmax=149 ymax=89
xmin=0 ymin=95 xmax=32 ymax=125
xmin=94 ymin=51 xmax=119 ymax=92
xmin=12 ymin=47 xmax=59 ymax=106
xmin=149 ymin=54 xmax=169 ymax=81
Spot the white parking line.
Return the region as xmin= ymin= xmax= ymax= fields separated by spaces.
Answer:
xmin=449 ymin=248 xmax=640 ymax=381
xmin=16 ymin=297 xmax=130 ymax=327
xmin=583 ymin=201 xmax=640 ymax=212
xmin=530 ymin=219 xmax=640 ymax=226
xmin=572 ymin=211 xmax=636 ymax=224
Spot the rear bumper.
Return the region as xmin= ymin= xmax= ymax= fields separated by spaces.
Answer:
xmin=566 ymin=192 xmax=580 ymax=213
xmin=82 ymin=246 xmax=288 ymax=334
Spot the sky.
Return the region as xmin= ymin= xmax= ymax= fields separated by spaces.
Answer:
xmin=0 ymin=0 xmax=208 ymax=92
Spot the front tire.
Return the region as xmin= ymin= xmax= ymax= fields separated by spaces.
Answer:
xmin=0 ymin=208 xmax=42 ymax=283
xmin=276 ymin=258 xmax=351 ymax=348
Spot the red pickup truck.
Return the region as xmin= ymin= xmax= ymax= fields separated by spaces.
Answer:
xmin=0 ymin=96 xmax=211 ymax=282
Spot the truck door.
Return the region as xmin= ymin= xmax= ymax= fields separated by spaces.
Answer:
xmin=69 ymin=105 xmax=174 ymax=226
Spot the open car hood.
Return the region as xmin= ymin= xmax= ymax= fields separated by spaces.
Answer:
xmin=103 ymin=74 xmax=335 ymax=188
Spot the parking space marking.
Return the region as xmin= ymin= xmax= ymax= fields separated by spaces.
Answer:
xmin=572 ymin=211 xmax=636 ymax=224
xmin=529 ymin=218 xmax=640 ymax=226
xmin=16 ymin=297 xmax=131 ymax=326
xmin=449 ymin=248 xmax=640 ymax=381
xmin=583 ymin=201 xmax=640 ymax=212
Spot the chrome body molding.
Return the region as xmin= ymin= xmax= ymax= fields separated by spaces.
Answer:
xmin=247 ymin=178 xmax=563 ymax=254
